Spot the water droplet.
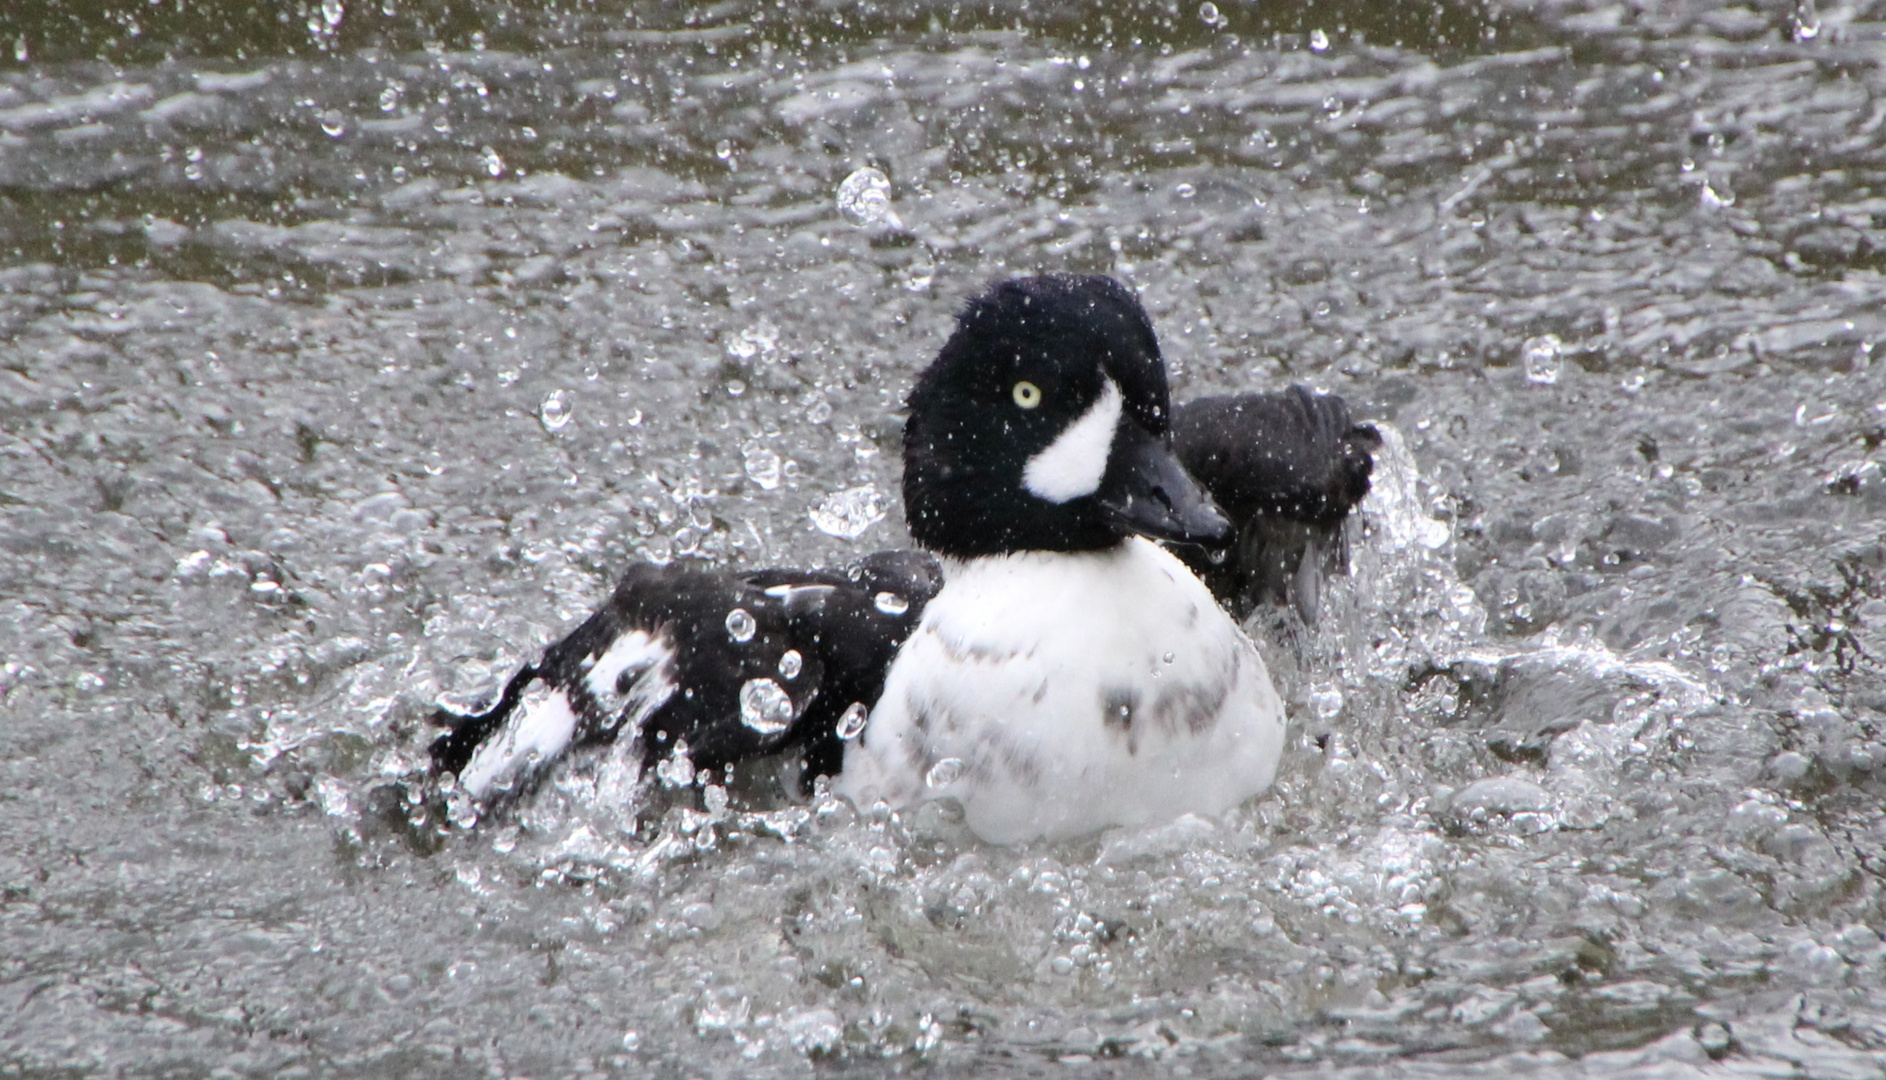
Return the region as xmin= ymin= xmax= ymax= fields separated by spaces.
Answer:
xmin=1792 ymin=0 xmax=1821 ymax=39
xmin=725 ymin=608 xmax=756 ymax=643
xmin=836 ymin=702 xmax=869 ymax=740
xmin=743 ymin=443 xmax=782 ymax=490
xmin=1198 ymin=1 xmax=1224 ymax=27
xmin=1522 ymin=335 xmax=1562 ymax=385
xmin=715 ymin=139 xmax=734 ymax=161
xmin=319 ymin=108 xmax=347 ymax=137
xmin=656 ymin=742 xmax=695 ymax=787
xmin=378 ymin=85 xmax=401 ymax=112
xmin=1162 ymin=651 xmax=1176 ymax=664
xmin=1309 ymin=683 xmax=1345 ymax=720
xmin=811 ymin=484 xmax=885 ymax=539
xmin=1309 ymin=28 xmax=1331 ymax=51
xmin=1175 ymin=181 xmax=1197 ymax=199
xmin=13 ymin=36 xmax=28 ymax=63
xmin=322 ymin=0 xmax=345 ymax=28
xmin=836 ymin=167 xmax=899 ymax=228
xmin=925 ymin=757 xmax=966 ymax=788
xmin=481 ymin=146 xmax=505 ymax=178
xmin=778 ymin=649 xmax=802 ymax=679
xmin=1699 ymin=182 xmax=1734 ymax=209
xmin=739 ymin=678 xmax=796 ymax=734
xmin=539 ymin=389 xmax=573 ymax=431
xmin=873 ymin=591 xmax=909 ymax=615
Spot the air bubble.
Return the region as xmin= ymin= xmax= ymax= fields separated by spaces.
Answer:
xmin=874 ymin=592 xmax=909 ymax=615
xmin=925 ymin=758 xmax=966 ymax=788
xmin=725 ymin=608 xmax=756 ymax=643
xmin=539 ymin=389 xmax=573 ymax=431
xmin=739 ymin=678 xmax=796 ymax=734
xmin=1522 ymin=335 xmax=1562 ymax=385
xmin=836 ymin=702 xmax=869 ymax=740
xmin=778 ymin=649 xmax=802 ymax=679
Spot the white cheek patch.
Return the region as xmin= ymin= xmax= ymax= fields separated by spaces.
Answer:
xmin=1023 ymin=378 xmax=1122 ymax=503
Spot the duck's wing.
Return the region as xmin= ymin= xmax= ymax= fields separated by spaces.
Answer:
xmin=428 ymin=549 xmax=942 ymax=800
xmin=1171 ymin=386 xmax=1381 ymax=621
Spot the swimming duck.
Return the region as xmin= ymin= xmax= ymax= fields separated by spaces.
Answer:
xmin=430 ymin=274 xmax=1375 ymax=843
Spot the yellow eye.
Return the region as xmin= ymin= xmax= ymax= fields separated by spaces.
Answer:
xmin=1012 ymin=381 xmax=1042 ymax=409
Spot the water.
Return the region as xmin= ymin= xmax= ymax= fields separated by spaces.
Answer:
xmin=3 ymin=2 xmax=1886 ymax=1077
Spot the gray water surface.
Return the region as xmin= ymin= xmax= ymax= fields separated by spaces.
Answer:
xmin=4 ymin=2 xmax=1886 ymax=1077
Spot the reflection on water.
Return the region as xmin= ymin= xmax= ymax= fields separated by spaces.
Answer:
xmin=3 ymin=1 xmax=1886 ymax=1077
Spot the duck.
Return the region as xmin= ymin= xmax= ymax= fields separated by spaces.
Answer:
xmin=429 ymin=273 xmax=1377 ymax=843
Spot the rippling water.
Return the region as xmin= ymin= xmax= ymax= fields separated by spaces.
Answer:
xmin=4 ymin=2 xmax=1886 ymax=1076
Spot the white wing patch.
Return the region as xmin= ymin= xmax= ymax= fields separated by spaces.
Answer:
xmin=458 ymin=629 xmax=676 ymax=800
xmin=458 ymin=681 xmax=579 ymax=799
xmin=583 ymin=629 xmax=670 ymax=712
xmin=1023 ymin=378 xmax=1122 ymax=503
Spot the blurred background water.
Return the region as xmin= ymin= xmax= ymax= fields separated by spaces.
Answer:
xmin=4 ymin=1 xmax=1886 ymax=1076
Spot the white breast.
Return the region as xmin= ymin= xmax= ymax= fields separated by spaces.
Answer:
xmin=836 ymin=538 xmax=1286 ymax=843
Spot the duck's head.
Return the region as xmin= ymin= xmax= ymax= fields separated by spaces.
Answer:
xmin=902 ymin=274 xmax=1232 ymax=558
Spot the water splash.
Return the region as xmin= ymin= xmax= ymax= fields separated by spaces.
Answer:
xmin=836 ymin=167 xmax=900 ymax=229
xmin=742 ymin=443 xmax=782 ymax=490
xmin=835 ymin=703 xmax=869 ymax=740
xmin=724 ymin=608 xmax=756 ymax=643
xmin=924 ymin=757 xmax=966 ymax=788
xmin=810 ymin=485 xmax=885 ymax=539
xmin=1522 ymin=334 xmax=1562 ymax=384
xmin=538 ymin=389 xmax=573 ymax=432
xmin=738 ymin=678 xmax=795 ymax=734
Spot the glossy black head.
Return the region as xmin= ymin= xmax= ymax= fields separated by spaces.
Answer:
xmin=902 ymin=274 xmax=1231 ymax=558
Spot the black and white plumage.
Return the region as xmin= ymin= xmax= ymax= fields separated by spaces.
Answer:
xmin=431 ymin=551 xmax=941 ymax=799
xmin=430 ymin=274 xmax=1375 ymax=842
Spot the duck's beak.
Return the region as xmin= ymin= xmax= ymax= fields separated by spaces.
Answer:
xmin=1095 ymin=422 xmax=1233 ymax=546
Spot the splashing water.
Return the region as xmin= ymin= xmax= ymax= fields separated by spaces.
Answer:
xmin=724 ymin=608 xmax=756 ymax=643
xmin=810 ymin=484 xmax=885 ymax=539
xmin=538 ymin=389 xmax=572 ymax=432
xmin=836 ymin=167 xmax=899 ymax=229
xmin=738 ymin=678 xmax=796 ymax=734
xmin=1522 ymin=334 xmax=1563 ymax=385
xmin=835 ymin=703 xmax=869 ymax=740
